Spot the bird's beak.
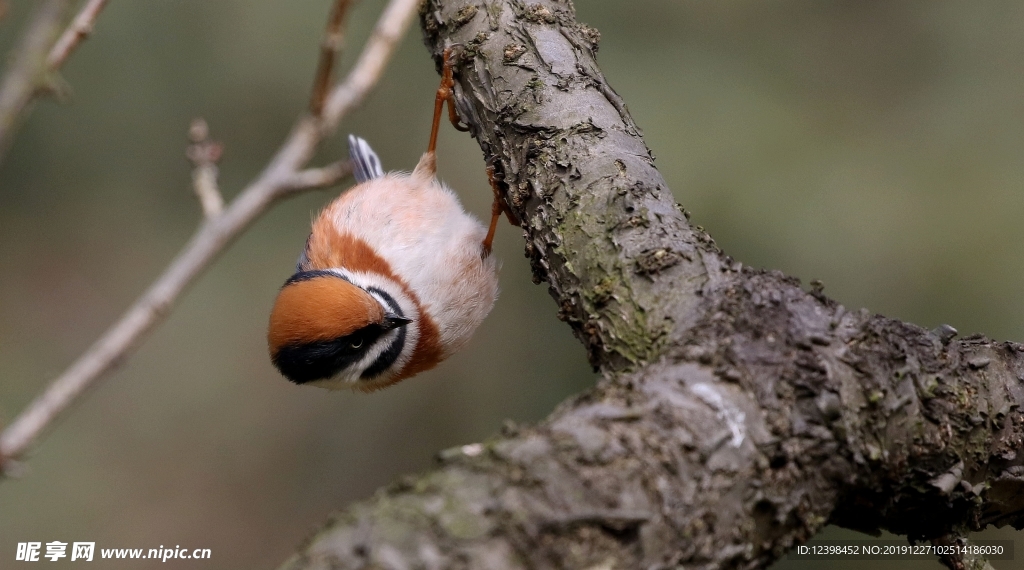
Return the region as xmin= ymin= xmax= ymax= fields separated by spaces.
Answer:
xmin=382 ymin=313 xmax=413 ymax=330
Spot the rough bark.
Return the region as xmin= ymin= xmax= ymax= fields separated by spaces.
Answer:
xmin=279 ymin=1 xmax=1024 ymax=569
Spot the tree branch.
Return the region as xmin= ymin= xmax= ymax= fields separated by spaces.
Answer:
xmin=309 ymin=0 xmax=352 ymax=116
xmin=279 ymin=1 xmax=1024 ymax=569
xmin=45 ymin=0 xmax=108 ymax=70
xmin=0 ymin=0 xmax=422 ymax=476
xmin=186 ymin=118 xmax=225 ymax=219
xmin=0 ymin=0 xmax=71 ymax=164
xmin=0 ymin=0 xmax=109 ymax=166
xmin=322 ymin=0 xmax=422 ymax=133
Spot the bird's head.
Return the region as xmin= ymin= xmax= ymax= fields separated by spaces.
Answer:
xmin=267 ymin=270 xmax=411 ymax=389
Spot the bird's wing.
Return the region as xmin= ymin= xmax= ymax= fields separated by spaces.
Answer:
xmin=348 ymin=135 xmax=384 ymax=183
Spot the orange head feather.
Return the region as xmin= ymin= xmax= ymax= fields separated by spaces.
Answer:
xmin=267 ymin=271 xmax=383 ymax=355
xmin=267 ymin=270 xmax=413 ymax=386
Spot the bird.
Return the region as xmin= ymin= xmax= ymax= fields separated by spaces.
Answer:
xmin=267 ymin=48 xmax=513 ymax=392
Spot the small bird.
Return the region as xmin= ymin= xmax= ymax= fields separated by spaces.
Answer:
xmin=268 ymin=48 xmax=512 ymax=391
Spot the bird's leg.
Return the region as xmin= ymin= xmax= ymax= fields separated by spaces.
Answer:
xmin=428 ymin=47 xmax=469 ymax=155
xmin=426 ymin=48 xmax=515 ymax=257
xmin=482 ymin=165 xmax=520 ymax=257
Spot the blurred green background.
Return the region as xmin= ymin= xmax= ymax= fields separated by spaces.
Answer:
xmin=1 ymin=1 xmax=1022 ymax=568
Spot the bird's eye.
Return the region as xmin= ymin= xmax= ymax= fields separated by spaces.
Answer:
xmin=349 ymin=338 xmax=363 ymax=349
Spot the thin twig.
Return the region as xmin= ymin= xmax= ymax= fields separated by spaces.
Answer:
xmin=0 ymin=0 xmax=421 ymax=472
xmin=0 ymin=0 xmax=108 ymax=166
xmin=309 ymin=0 xmax=352 ymax=116
xmin=323 ymin=0 xmax=421 ymax=132
xmin=186 ymin=118 xmax=225 ymax=219
xmin=46 ymin=0 xmax=108 ymax=70
xmin=286 ymin=161 xmax=350 ymax=191
xmin=0 ymin=0 xmax=70 ymax=164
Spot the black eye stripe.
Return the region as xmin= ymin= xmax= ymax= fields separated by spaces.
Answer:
xmin=273 ymin=324 xmax=387 ymax=384
xmin=361 ymin=287 xmax=407 ymax=380
xmin=366 ymin=287 xmax=401 ymax=316
xmin=282 ymin=269 xmax=351 ymax=287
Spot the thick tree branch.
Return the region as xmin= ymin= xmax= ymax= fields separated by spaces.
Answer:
xmin=280 ymin=1 xmax=1024 ymax=569
xmin=0 ymin=0 xmax=422 ymax=476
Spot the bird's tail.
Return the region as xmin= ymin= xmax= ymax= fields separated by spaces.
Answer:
xmin=348 ymin=135 xmax=384 ymax=183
